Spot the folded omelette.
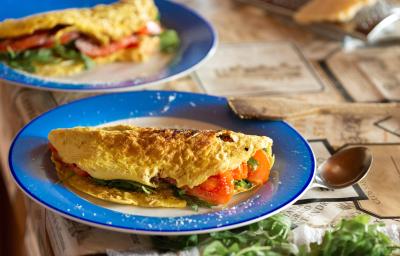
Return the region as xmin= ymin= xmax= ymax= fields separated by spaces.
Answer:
xmin=48 ymin=125 xmax=274 ymax=208
xmin=0 ymin=0 xmax=180 ymax=76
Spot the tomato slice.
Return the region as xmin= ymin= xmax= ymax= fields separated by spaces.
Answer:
xmin=0 ymin=31 xmax=80 ymax=52
xmin=42 ymin=31 xmax=80 ymax=48
xmin=246 ymin=150 xmax=272 ymax=185
xmin=75 ymin=35 xmax=138 ymax=58
xmin=186 ymin=172 xmax=234 ymax=205
xmin=0 ymin=32 xmax=49 ymax=52
xmin=49 ymin=144 xmax=89 ymax=177
xmin=0 ymin=20 xmax=157 ymax=54
xmin=231 ymin=163 xmax=248 ymax=180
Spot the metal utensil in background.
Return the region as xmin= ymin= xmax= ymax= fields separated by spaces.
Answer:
xmin=234 ymin=0 xmax=400 ymax=43
xmin=228 ymin=96 xmax=400 ymax=120
xmin=312 ymin=147 xmax=373 ymax=189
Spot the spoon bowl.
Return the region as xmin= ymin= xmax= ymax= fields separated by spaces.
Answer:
xmin=313 ymin=147 xmax=373 ymax=189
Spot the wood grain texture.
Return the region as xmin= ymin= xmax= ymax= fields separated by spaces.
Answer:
xmin=229 ymin=96 xmax=400 ymax=120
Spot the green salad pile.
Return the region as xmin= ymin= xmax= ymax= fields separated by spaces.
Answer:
xmin=152 ymin=214 xmax=400 ymax=256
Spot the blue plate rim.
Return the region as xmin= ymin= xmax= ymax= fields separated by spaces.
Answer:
xmin=0 ymin=0 xmax=218 ymax=92
xmin=8 ymin=91 xmax=316 ymax=235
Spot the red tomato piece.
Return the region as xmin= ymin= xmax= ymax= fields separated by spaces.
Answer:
xmin=42 ymin=31 xmax=80 ymax=48
xmin=68 ymin=163 xmax=90 ymax=177
xmin=0 ymin=31 xmax=80 ymax=52
xmin=75 ymin=35 xmax=139 ymax=58
xmin=0 ymin=32 xmax=49 ymax=52
xmin=49 ymin=143 xmax=89 ymax=177
xmin=246 ymin=150 xmax=272 ymax=185
xmin=186 ymin=172 xmax=234 ymax=205
xmin=231 ymin=163 xmax=248 ymax=180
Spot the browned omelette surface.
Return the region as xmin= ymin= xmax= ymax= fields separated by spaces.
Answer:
xmin=48 ymin=125 xmax=272 ymax=188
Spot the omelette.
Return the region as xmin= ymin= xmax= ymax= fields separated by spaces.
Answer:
xmin=48 ymin=125 xmax=275 ymax=208
xmin=0 ymin=0 xmax=180 ymax=76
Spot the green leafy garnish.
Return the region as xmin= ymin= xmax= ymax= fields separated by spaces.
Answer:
xmin=53 ymin=42 xmax=79 ymax=59
xmin=152 ymin=214 xmax=297 ymax=255
xmin=174 ymin=188 xmax=213 ymax=211
xmin=304 ymin=215 xmax=399 ymax=256
xmin=0 ymin=47 xmax=56 ymax=72
xmin=234 ymin=179 xmax=253 ymax=190
xmin=0 ymin=43 xmax=94 ymax=73
xmin=54 ymin=43 xmax=94 ymax=70
xmin=80 ymin=52 xmax=95 ymax=69
xmin=151 ymin=214 xmax=400 ymax=256
xmin=263 ymin=147 xmax=272 ymax=156
xmin=159 ymin=29 xmax=180 ymax=53
xmin=91 ymin=178 xmax=155 ymax=194
xmin=247 ymin=157 xmax=259 ymax=171
xmin=7 ymin=47 xmax=16 ymax=58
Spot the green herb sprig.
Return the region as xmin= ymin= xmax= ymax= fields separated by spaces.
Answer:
xmin=174 ymin=188 xmax=213 ymax=211
xmin=0 ymin=43 xmax=94 ymax=73
xmin=247 ymin=157 xmax=259 ymax=171
xmin=152 ymin=214 xmax=400 ymax=256
xmin=303 ymin=215 xmax=400 ymax=256
xmin=152 ymin=214 xmax=296 ymax=255
xmin=159 ymin=29 xmax=180 ymax=53
xmin=91 ymin=178 xmax=155 ymax=194
xmin=234 ymin=179 xmax=253 ymax=190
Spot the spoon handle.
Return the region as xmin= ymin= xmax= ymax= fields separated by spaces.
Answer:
xmin=228 ymin=97 xmax=400 ymax=121
xmin=311 ymin=176 xmax=330 ymax=190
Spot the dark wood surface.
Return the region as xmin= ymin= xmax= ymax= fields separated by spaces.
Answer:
xmin=0 ymin=166 xmax=24 ymax=256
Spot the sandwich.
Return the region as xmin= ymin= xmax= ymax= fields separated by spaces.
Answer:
xmin=48 ymin=125 xmax=274 ymax=209
xmin=0 ymin=0 xmax=179 ymax=76
xmin=294 ymin=0 xmax=377 ymax=24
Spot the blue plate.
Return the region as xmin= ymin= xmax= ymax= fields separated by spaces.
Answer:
xmin=0 ymin=0 xmax=216 ymax=92
xmin=9 ymin=91 xmax=315 ymax=235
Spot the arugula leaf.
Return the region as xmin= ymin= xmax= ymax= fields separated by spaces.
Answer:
xmin=234 ymin=179 xmax=253 ymax=190
xmin=152 ymin=214 xmax=297 ymax=255
xmin=7 ymin=47 xmax=16 ymax=58
xmin=159 ymin=29 xmax=180 ymax=53
xmin=141 ymin=185 xmax=153 ymax=195
xmin=80 ymin=53 xmax=95 ymax=69
xmin=305 ymin=215 xmax=399 ymax=256
xmin=174 ymin=188 xmax=213 ymax=211
xmin=247 ymin=157 xmax=259 ymax=171
xmin=30 ymin=48 xmax=58 ymax=63
xmin=152 ymin=214 xmax=400 ymax=256
xmin=54 ymin=43 xmax=94 ymax=70
xmin=0 ymin=43 xmax=95 ymax=73
xmin=91 ymin=178 xmax=155 ymax=194
xmin=203 ymin=241 xmax=231 ymax=255
xmin=7 ymin=59 xmax=36 ymax=73
xmin=263 ymin=147 xmax=272 ymax=156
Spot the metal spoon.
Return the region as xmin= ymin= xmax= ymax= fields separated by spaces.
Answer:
xmin=312 ymin=147 xmax=373 ymax=189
